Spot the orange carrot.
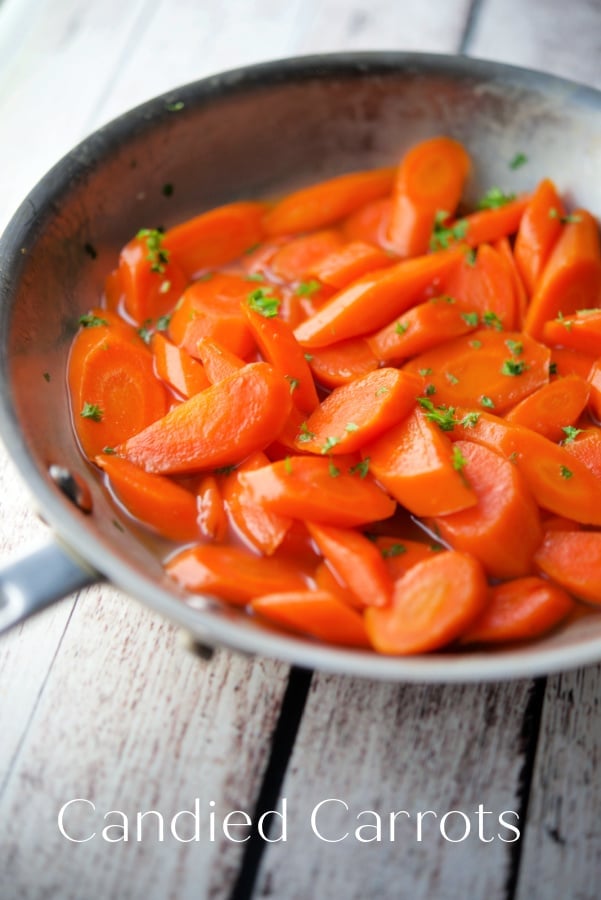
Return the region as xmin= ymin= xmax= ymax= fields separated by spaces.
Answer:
xmin=542 ymin=309 xmax=601 ymax=356
xmin=119 ymin=362 xmax=292 ymax=474
xmin=523 ymin=210 xmax=601 ymax=340
xmin=342 ymin=197 xmax=392 ymax=247
xmin=374 ymin=537 xmax=442 ymax=580
xmin=461 ymin=577 xmax=574 ymax=644
xmin=270 ymin=230 xmax=344 ymax=281
xmin=151 ymin=332 xmax=209 ymax=397
xmin=307 ymin=522 xmax=393 ymax=608
xmin=514 ymin=179 xmax=565 ymax=294
xmin=549 ymin=347 xmax=596 ymax=380
xmin=387 ymin=136 xmax=471 ymax=257
xmin=365 ymin=551 xmax=487 ymax=654
xmin=263 ymin=167 xmax=395 ymax=236
xmin=197 ymin=475 xmax=228 ymax=542
xmin=293 ymin=246 xmax=465 ymax=347
xmin=294 ymin=368 xmax=421 ymax=455
xmin=461 ymin=196 xmax=529 ymax=247
xmin=252 ymin=590 xmax=371 ymax=648
xmin=504 ymin=374 xmax=590 ymax=441
xmin=494 ymin=237 xmax=529 ymax=329
xmin=367 ymin=296 xmax=476 ymax=363
xmin=404 ymin=329 xmax=550 ymax=414
xmin=169 ymin=273 xmax=257 ymax=359
xmin=222 ymin=452 xmax=291 ymax=555
xmin=363 ymin=408 xmax=477 ymax=517
xmin=587 ymin=360 xmax=601 ymax=421
xmin=118 ymin=233 xmax=188 ymax=325
xmin=195 ymin=337 xmax=246 ymax=383
xmin=241 ymin=303 xmax=319 ymax=414
xmin=431 ymin=440 xmax=542 ymax=579
xmin=306 ymin=337 xmax=378 ymax=388
xmin=164 ymin=201 xmax=266 ymax=277
xmin=563 ymin=427 xmax=601 ymax=479
xmin=166 ymin=544 xmax=309 ymax=605
xmin=237 ymin=456 xmax=396 ymax=528
xmin=445 ymin=243 xmax=518 ymax=329
xmin=534 ymin=531 xmax=601 ymax=605
xmin=96 ymin=453 xmax=200 ymax=542
xmin=311 ymin=240 xmax=393 ymax=289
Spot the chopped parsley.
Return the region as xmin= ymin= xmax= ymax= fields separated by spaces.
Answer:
xmin=286 ymin=376 xmax=300 ymax=393
xmin=303 ymin=353 xmax=313 ymax=362
xmin=482 ymin=311 xmax=503 ymax=331
xmin=375 ymin=386 xmax=389 ymax=397
xmin=501 ymin=358 xmax=527 ymax=376
xmin=430 ymin=211 xmax=469 ymax=251
xmin=555 ymin=311 xmax=572 ymax=331
xmin=480 ymin=395 xmax=495 ymax=408
xmin=246 ymin=272 xmax=265 ymax=282
xmin=509 ymin=152 xmax=528 ymax=170
xmin=328 ymin=459 xmax=341 ymax=478
xmin=505 ymin=338 xmax=523 ymax=356
xmin=295 ymin=280 xmax=321 ymax=297
xmin=214 ymin=464 xmax=236 ymax=475
xmin=284 ymin=456 xmax=293 ymax=475
xmin=79 ymin=313 xmax=108 ymax=328
xmin=417 ymin=398 xmax=478 ymax=432
xmin=381 ymin=543 xmax=407 ymax=558
xmin=138 ymin=321 xmax=153 ymax=344
xmin=549 ymin=209 xmax=582 ymax=224
xmin=425 ymin=383 xmax=436 ymax=396
xmin=560 ymin=465 xmax=574 ymax=480
xmin=445 ymin=372 xmax=459 ymax=385
xmin=345 ymin=422 xmax=359 ymax=432
xmin=159 ymin=280 xmax=171 ymax=294
xmin=477 ymin=187 xmax=516 ymax=210
xmin=137 ymin=228 xmax=170 ymax=273
xmin=395 ymin=321 xmax=408 ymax=335
xmin=248 ymin=287 xmax=280 ymax=318
xmin=469 ymin=339 xmax=482 ymax=349
xmin=419 ymin=367 xmax=433 ymax=377
xmin=461 ymin=312 xmax=479 ymax=327
xmin=452 ymin=445 xmax=468 ymax=472
xmin=465 ymin=248 xmax=477 ymax=267
xmin=350 ymin=458 xmax=370 ymax=478
xmin=102 ymin=446 xmax=116 ymax=454
xmin=156 ymin=314 xmax=171 ymax=331
xmin=561 ymin=426 xmax=584 ymax=445
xmin=80 ymin=402 xmax=103 ymax=421
xmin=166 ymin=100 xmax=185 ymax=112
xmin=321 ymin=436 xmax=341 ymax=454
xmin=297 ymin=422 xmax=316 ymax=443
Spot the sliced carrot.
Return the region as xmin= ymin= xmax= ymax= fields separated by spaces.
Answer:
xmin=523 ymin=210 xmax=601 ymax=340
xmin=365 ymin=550 xmax=487 ymax=654
xmin=95 ymin=453 xmax=199 ymax=542
xmin=270 ymin=230 xmax=344 ymax=281
xmin=222 ymin=452 xmax=291 ymax=555
xmin=151 ymin=332 xmax=209 ymax=397
xmin=367 ymin=296 xmax=476 ymax=363
xmin=293 ymin=246 xmax=465 ymax=347
xmin=118 ymin=233 xmax=188 ymax=325
xmin=387 ymin=136 xmax=471 ymax=257
xmin=195 ymin=337 xmax=246 ymax=383
xmin=307 ymin=522 xmax=393 ymax=608
xmin=542 ymin=309 xmax=601 ymax=356
xmin=197 ymin=475 xmax=228 ymax=542
xmin=263 ymin=167 xmax=395 ymax=236
xmin=311 ymin=240 xmax=393 ymax=289
xmin=313 ymin=560 xmax=359 ymax=607
xmin=431 ymin=440 xmax=542 ymax=579
xmin=168 ymin=273 xmax=257 ymax=359
xmin=252 ymin=590 xmax=371 ymax=648
xmin=404 ymin=329 xmax=550 ymax=414
xmin=461 ymin=577 xmax=574 ymax=644
xmin=164 ymin=201 xmax=266 ymax=277
xmin=307 ymin=337 xmax=378 ymax=388
xmin=241 ymin=303 xmax=319 ymax=414
xmin=550 ymin=347 xmax=596 ymax=380
xmin=363 ymin=408 xmax=477 ymax=517
xmin=237 ymin=456 xmax=396 ymax=528
xmin=294 ymin=368 xmax=421 ymax=455
xmin=514 ymin=179 xmax=565 ymax=294
xmin=494 ymin=237 xmax=529 ymax=329
xmin=445 ymin=243 xmax=518 ymax=329
xmin=451 ymin=409 xmax=601 ymax=525
xmin=461 ymin=195 xmax=529 ymax=247
xmin=166 ymin=544 xmax=308 ymax=605
xmin=504 ymin=375 xmax=589 ymax=441
xmin=119 ymin=362 xmax=292 ymax=474
xmin=563 ymin=427 xmax=601 ymax=479
xmin=342 ymin=197 xmax=392 ymax=247
xmin=69 ymin=327 xmax=168 ymax=460
xmin=587 ymin=360 xmax=601 ymax=421
xmin=104 ymin=268 xmax=124 ymax=312
xmin=534 ymin=531 xmax=601 ymax=605
xmin=373 ymin=537 xmax=442 ymax=580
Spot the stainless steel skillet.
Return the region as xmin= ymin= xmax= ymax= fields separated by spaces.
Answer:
xmin=1 ymin=52 xmax=601 ymax=682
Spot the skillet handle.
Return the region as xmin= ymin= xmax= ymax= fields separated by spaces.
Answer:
xmin=0 ymin=538 xmax=98 ymax=634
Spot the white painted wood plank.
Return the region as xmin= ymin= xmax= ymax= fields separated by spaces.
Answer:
xmin=515 ymin=667 xmax=601 ymax=900
xmin=0 ymin=583 xmax=290 ymax=900
xmin=256 ymin=675 xmax=532 ymax=899
xmin=468 ymin=0 xmax=601 ymax=89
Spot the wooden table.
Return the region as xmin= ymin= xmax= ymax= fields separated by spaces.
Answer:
xmin=1 ymin=1 xmax=600 ymax=897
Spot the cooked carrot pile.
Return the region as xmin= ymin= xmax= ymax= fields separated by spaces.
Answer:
xmin=68 ymin=136 xmax=601 ymax=655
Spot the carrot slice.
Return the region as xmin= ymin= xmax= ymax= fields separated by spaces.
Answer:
xmin=387 ymin=136 xmax=471 ymax=258
xmin=241 ymin=303 xmax=319 ymax=414
xmin=431 ymin=440 xmax=542 ymax=579
xmin=222 ymin=452 xmax=292 ymax=555
xmin=168 ymin=273 xmax=257 ymax=359
xmin=549 ymin=347 xmax=596 ymax=380
xmin=404 ymin=329 xmax=550 ymax=414
xmin=445 ymin=243 xmax=518 ymax=329
xmin=514 ymin=179 xmax=565 ymax=294
xmin=534 ymin=531 xmax=601 ymax=605
xmin=367 ymin=296 xmax=476 ymax=363
xmin=164 ymin=201 xmax=266 ymax=277
xmin=587 ymin=360 xmax=601 ymax=421
xmin=69 ymin=327 xmax=168 ymax=460
xmin=494 ymin=237 xmax=529 ymax=329
xmin=252 ymin=590 xmax=371 ymax=648
xmin=151 ymin=332 xmax=210 ymax=397
xmin=542 ymin=309 xmax=601 ymax=356
xmin=504 ymin=374 xmax=590 ymax=442
xmin=563 ymin=427 xmax=601 ymax=479
xmin=195 ymin=337 xmax=246 ymax=383
xmin=307 ymin=522 xmax=393 ymax=608
xmin=461 ymin=196 xmax=529 ymax=247
xmin=293 ymin=246 xmax=465 ymax=347
xmin=197 ymin=475 xmax=228 ymax=542
xmin=270 ymin=230 xmax=344 ymax=281
xmin=307 ymin=337 xmax=378 ymax=388
xmin=523 ymin=210 xmax=601 ymax=340
xmin=95 ymin=453 xmax=199 ymax=542
xmin=263 ymin=167 xmax=395 ymax=235
xmin=342 ymin=197 xmax=392 ymax=247
xmin=294 ymin=368 xmax=421 ymax=455
xmin=374 ymin=537 xmax=442 ymax=580
xmin=118 ymin=233 xmax=188 ymax=325
xmin=119 ymin=362 xmax=292 ymax=474
xmin=365 ymin=551 xmax=487 ymax=654
xmin=238 ymin=456 xmax=396 ymax=527
xmin=363 ymin=408 xmax=477 ymax=517
xmin=166 ymin=544 xmax=308 ymax=605
xmin=311 ymin=240 xmax=393 ymax=289
xmin=461 ymin=577 xmax=574 ymax=644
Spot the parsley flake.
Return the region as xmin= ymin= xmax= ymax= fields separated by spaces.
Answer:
xmin=102 ymin=446 xmax=116 ymax=454
xmin=480 ymin=395 xmax=495 ymax=408
xmin=465 ymin=248 xmax=477 ymax=267
xmin=505 ymin=339 xmax=523 ymax=356
xmin=560 ymin=465 xmax=574 ymax=480
xmin=284 ymin=456 xmax=293 ymax=475
xmin=425 ymin=384 xmax=436 ymax=396
xmin=446 ymin=372 xmax=459 ymax=385
xmin=395 ymin=321 xmax=408 ymax=334
xmin=248 ymin=287 xmax=280 ymax=318
xmin=297 ymin=423 xmax=316 ymax=443
xmin=166 ymin=100 xmax=185 ymax=112
xmin=461 ymin=312 xmax=479 ymax=327
xmin=345 ymin=422 xmax=359 ymax=432
xmin=509 ymin=152 xmax=528 ymax=170
xmin=246 ymin=272 xmax=265 ymax=282
xmin=79 ymin=313 xmax=108 ymax=328
xmin=159 ymin=280 xmax=171 ymax=294
xmin=156 ymin=314 xmax=171 ymax=331
xmin=477 ymin=187 xmax=516 ymax=210
xmin=321 ymin=436 xmax=341 ymax=454
xmin=328 ymin=459 xmax=341 ymax=478
xmin=501 ymin=359 xmax=527 ymax=376
xmin=286 ymin=376 xmax=300 ymax=394
xmin=452 ymin=446 xmax=468 ymax=472
xmin=304 ymin=353 xmax=313 ymax=362
xmin=137 ymin=228 xmax=170 ymax=273
xmin=81 ymin=402 xmax=103 ymax=421
xmin=419 ymin=367 xmax=433 ymax=377
xmin=430 ymin=212 xmax=469 ymax=251
xmin=214 ymin=464 xmax=236 ymax=475
xmin=549 ymin=209 xmax=582 ymax=224
xmin=469 ymin=339 xmax=482 ymax=349
xmin=295 ymin=280 xmax=321 ymax=297
xmin=482 ymin=311 xmax=503 ymax=331
xmin=561 ymin=426 xmax=584 ymax=445
xmin=350 ymin=458 xmax=370 ymax=478
xmin=381 ymin=543 xmax=407 ymax=558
